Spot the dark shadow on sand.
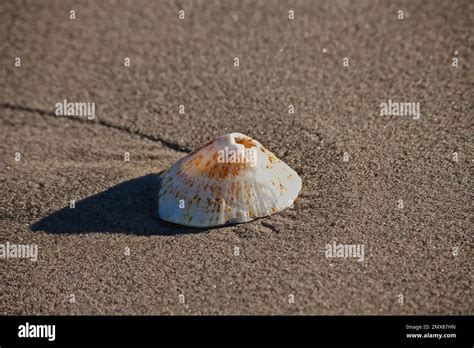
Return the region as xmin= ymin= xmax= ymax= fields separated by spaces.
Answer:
xmin=31 ymin=174 xmax=209 ymax=236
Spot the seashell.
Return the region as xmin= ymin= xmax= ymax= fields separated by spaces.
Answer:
xmin=158 ymin=133 xmax=302 ymax=227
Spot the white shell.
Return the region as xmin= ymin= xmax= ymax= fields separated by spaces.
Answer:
xmin=158 ymin=133 xmax=302 ymax=227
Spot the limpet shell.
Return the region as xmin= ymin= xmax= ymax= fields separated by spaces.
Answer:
xmin=158 ymin=133 xmax=302 ymax=227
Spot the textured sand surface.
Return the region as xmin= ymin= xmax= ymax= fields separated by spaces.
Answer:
xmin=0 ymin=0 xmax=472 ymax=314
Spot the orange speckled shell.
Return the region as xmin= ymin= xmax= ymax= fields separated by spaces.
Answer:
xmin=158 ymin=133 xmax=302 ymax=227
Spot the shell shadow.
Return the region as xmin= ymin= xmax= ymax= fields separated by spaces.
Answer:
xmin=31 ymin=173 xmax=212 ymax=236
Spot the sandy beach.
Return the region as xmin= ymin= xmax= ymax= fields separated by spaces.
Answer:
xmin=0 ymin=0 xmax=472 ymax=315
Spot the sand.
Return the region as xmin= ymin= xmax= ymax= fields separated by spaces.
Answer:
xmin=0 ymin=0 xmax=472 ymax=315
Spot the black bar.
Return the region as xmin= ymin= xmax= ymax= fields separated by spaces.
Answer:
xmin=0 ymin=316 xmax=472 ymax=346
